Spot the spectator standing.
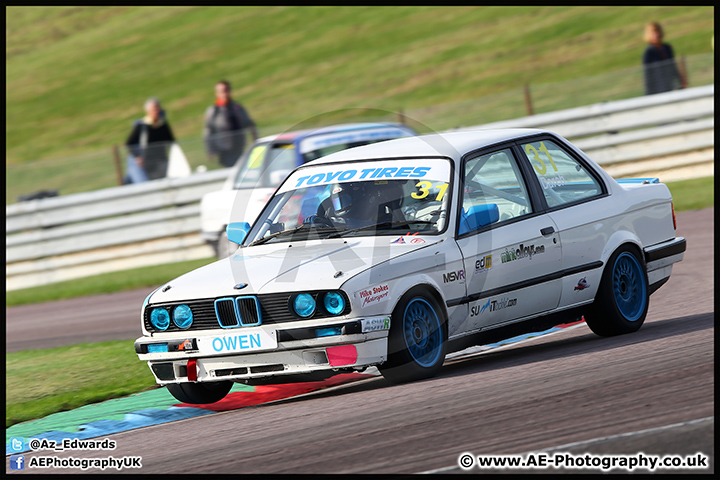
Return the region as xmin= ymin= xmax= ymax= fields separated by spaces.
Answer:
xmin=203 ymin=80 xmax=258 ymax=168
xmin=642 ymin=22 xmax=687 ymax=95
xmin=126 ymin=98 xmax=175 ymax=181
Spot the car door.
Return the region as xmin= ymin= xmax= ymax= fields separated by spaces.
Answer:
xmin=514 ymin=136 xmax=607 ymax=310
xmin=454 ymin=146 xmax=562 ymax=334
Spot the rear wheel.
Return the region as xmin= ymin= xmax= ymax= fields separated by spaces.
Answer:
xmin=379 ymin=288 xmax=446 ymax=383
xmin=166 ymin=381 xmax=233 ymax=404
xmin=585 ymin=245 xmax=649 ymax=337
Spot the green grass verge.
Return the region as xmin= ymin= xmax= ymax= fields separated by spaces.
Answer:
xmin=6 ymin=6 xmax=715 ymax=203
xmin=665 ymin=176 xmax=714 ymax=212
xmin=5 ymin=257 xmax=215 ymax=307
xmin=5 ymin=340 xmax=158 ymax=427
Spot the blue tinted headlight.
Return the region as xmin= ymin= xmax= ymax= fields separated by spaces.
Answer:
xmin=173 ymin=304 xmax=193 ymax=329
xmin=293 ymin=293 xmax=316 ymax=318
xmin=323 ymin=292 xmax=345 ymax=315
xmin=150 ymin=308 xmax=170 ymax=330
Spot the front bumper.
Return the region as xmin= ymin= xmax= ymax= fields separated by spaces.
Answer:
xmin=135 ymin=317 xmax=390 ymax=385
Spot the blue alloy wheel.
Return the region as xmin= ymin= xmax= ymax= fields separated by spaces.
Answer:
xmin=402 ymin=298 xmax=443 ymax=368
xmin=584 ymin=245 xmax=649 ymax=337
xmin=612 ymin=252 xmax=647 ymax=322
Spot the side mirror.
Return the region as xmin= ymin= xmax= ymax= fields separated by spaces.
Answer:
xmin=458 ymin=204 xmax=499 ymax=235
xmin=226 ymin=222 xmax=252 ymax=245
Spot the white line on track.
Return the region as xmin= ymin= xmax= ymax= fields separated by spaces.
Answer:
xmin=418 ymin=416 xmax=714 ymax=474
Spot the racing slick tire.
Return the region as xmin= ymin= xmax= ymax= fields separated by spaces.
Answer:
xmin=585 ymin=244 xmax=649 ymax=337
xmin=379 ymin=287 xmax=447 ymax=384
xmin=166 ymin=380 xmax=233 ymax=404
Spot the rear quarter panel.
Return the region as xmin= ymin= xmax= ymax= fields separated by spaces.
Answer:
xmin=553 ymin=181 xmax=675 ymax=310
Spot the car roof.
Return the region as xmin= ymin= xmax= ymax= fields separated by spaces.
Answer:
xmin=305 ymin=128 xmax=549 ymax=165
xmin=255 ymin=122 xmax=415 ymax=144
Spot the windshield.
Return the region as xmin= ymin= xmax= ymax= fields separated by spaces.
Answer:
xmin=233 ymin=142 xmax=295 ymax=189
xmin=244 ymin=158 xmax=452 ymax=245
xmin=233 ymin=126 xmax=415 ymax=190
xmin=298 ymin=125 xmax=414 ymax=163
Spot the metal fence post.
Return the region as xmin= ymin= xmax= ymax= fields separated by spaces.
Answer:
xmin=524 ymin=84 xmax=534 ymax=116
xmin=679 ymin=55 xmax=688 ymax=87
xmin=112 ymin=145 xmax=123 ymax=185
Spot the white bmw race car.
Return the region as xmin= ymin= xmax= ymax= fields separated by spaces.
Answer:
xmin=135 ymin=129 xmax=686 ymax=404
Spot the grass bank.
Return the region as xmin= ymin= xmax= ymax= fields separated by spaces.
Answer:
xmin=6 ymin=6 xmax=714 ymax=202
xmin=665 ymin=176 xmax=714 ymax=212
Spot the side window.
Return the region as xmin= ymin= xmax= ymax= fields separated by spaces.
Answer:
xmin=461 ymin=148 xmax=532 ymax=234
xmin=520 ymin=139 xmax=602 ymax=208
xmin=233 ymin=144 xmax=268 ymax=188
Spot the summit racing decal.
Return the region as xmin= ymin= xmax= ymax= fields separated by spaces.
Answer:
xmin=356 ymin=283 xmax=390 ymax=308
xmin=470 ymin=297 xmax=517 ymax=317
xmin=501 ymin=243 xmax=545 ymax=263
xmin=278 ymin=159 xmax=451 ymax=194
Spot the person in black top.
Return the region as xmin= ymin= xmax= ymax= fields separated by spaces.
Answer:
xmin=203 ymin=80 xmax=258 ymax=168
xmin=126 ymin=98 xmax=176 ymax=180
xmin=642 ymin=22 xmax=687 ymax=95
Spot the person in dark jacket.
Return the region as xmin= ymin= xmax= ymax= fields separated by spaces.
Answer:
xmin=126 ymin=98 xmax=175 ymax=180
xmin=203 ymin=80 xmax=258 ymax=168
xmin=642 ymin=22 xmax=687 ymax=95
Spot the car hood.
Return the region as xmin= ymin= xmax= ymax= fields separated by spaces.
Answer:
xmin=149 ymin=236 xmax=441 ymax=303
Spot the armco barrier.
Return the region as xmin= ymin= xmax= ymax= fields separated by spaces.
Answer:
xmin=6 ymin=169 xmax=229 ymax=290
xmin=5 ymin=85 xmax=714 ymax=291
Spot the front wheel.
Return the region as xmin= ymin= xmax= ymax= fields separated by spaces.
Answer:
xmin=585 ymin=245 xmax=649 ymax=337
xmin=166 ymin=381 xmax=233 ymax=404
xmin=379 ymin=288 xmax=446 ymax=383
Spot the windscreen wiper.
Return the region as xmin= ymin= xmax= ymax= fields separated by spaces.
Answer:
xmin=327 ymin=220 xmax=435 ymax=239
xmin=248 ymin=225 xmax=339 ymax=247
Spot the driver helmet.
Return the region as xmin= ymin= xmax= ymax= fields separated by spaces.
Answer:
xmin=331 ymin=182 xmax=366 ymax=217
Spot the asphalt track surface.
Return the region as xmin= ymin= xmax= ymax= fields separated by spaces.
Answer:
xmin=6 ymin=207 xmax=714 ymax=474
